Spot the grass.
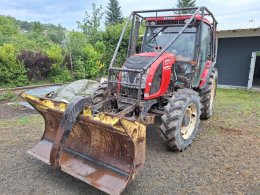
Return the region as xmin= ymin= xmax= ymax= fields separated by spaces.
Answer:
xmin=0 ymin=115 xmax=43 ymax=129
xmin=204 ymin=88 xmax=260 ymax=136
xmin=0 ymin=90 xmax=17 ymax=102
xmin=216 ymin=88 xmax=260 ymax=116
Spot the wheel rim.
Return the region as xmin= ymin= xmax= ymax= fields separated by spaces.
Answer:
xmin=210 ymin=78 xmax=216 ymax=111
xmin=181 ymin=103 xmax=197 ymax=140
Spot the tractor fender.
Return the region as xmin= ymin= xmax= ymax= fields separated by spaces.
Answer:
xmin=199 ymin=61 xmax=216 ymax=89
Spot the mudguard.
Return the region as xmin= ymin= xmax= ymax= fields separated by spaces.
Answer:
xmin=199 ymin=61 xmax=216 ymax=89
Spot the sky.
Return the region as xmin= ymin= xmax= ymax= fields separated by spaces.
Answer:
xmin=0 ymin=0 xmax=260 ymax=30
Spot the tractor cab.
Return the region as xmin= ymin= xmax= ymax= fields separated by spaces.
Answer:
xmin=140 ymin=15 xmax=215 ymax=87
xmin=141 ymin=16 xmax=213 ymax=59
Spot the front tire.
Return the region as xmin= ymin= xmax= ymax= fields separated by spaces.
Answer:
xmin=92 ymin=81 xmax=108 ymax=104
xmin=160 ymin=89 xmax=201 ymax=151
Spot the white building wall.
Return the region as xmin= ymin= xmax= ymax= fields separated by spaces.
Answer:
xmin=217 ymin=29 xmax=260 ymax=38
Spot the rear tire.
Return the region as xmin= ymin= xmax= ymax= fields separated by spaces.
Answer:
xmin=199 ymin=69 xmax=218 ymax=120
xmin=92 ymin=81 xmax=108 ymax=104
xmin=160 ymin=89 xmax=201 ymax=151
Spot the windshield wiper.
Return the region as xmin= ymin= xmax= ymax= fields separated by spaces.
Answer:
xmin=145 ymin=27 xmax=167 ymax=45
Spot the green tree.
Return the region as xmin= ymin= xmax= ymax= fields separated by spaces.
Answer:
xmin=26 ymin=32 xmax=52 ymax=50
xmin=102 ymin=20 xmax=131 ymax=73
xmin=176 ymin=0 xmax=196 ymax=14
xmin=105 ymin=0 xmax=123 ymax=25
xmin=47 ymin=25 xmax=64 ymax=44
xmin=16 ymin=20 xmax=32 ymax=31
xmin=66 ymin=31 xmax=88 ymax=57
xmin=77 ymin=3 xmax=103 ymax=44
xmin=33 ymin=21 xmax=43 ymax=33
xmin=0 ymin=15 xmax=19 ymax=36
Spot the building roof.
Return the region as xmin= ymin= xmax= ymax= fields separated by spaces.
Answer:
xmin=218 ymin=19 xmax=260 ymax=32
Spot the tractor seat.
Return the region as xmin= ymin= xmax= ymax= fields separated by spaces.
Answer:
xmin=124 ymin=54 xmax=155 ymax=69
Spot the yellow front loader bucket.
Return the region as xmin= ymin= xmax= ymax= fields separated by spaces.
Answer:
xmin=20 ymin=93 xmax=146 ymax=195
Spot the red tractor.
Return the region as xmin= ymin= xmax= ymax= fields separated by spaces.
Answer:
xmin=93 ymin=6 xmax=218 ymax=151
xmin=21 ymin=7 xmax=218 ymax=195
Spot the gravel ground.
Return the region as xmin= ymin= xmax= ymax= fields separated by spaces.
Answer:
xmin=0 ymin=89 xmax=259 ymax=195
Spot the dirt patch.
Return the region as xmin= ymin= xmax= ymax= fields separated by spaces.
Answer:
xmin=0 ymin=89 xmax=260 ymax=195
xmin=219 ymin=127 xmax=242 ymax=135
xmin=0 ymin=101 xmax=37 ymax=119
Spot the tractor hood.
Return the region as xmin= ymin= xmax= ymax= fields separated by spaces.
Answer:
xmin=120 ymin=52 xmax=175 ymax=90
xmin=124 ymin=52 xmax=175 ymax=70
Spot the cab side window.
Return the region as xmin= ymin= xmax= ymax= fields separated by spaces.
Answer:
xmin=200 ymin=23 xmax=211 ymax=64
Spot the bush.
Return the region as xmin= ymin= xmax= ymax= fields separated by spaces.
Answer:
xmin=46 ymin=45 xmax=73 ymax=83
xmin=74 ymin=44 xmax=104 ymax=79
xmin=9 ymin=34 xmax=38 ymax=51
xmin=0 ymin=44 xmax=28 ymax=87
xmin=17 ymin=50 xmax=52 ymax=80
xmin=50 ymin=63 xmax=72 ymax=83
xmin=46 ymin=45 xmax=63 ymax=62
xmin=74 ymin=59 xmax=86 ymax=79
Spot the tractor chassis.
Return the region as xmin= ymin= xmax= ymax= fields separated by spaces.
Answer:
xmin=90 ymin=95 xmax=158 ymax=125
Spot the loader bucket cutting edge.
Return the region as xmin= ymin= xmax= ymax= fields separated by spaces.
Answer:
xmin=20 ymin=93 xmax=146 ymax=195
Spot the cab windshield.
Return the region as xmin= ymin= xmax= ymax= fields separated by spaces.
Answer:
xmin=142 ymin=25 xmax=197 ymax=60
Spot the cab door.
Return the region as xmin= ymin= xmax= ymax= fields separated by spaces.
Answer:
xmin=192 ymin=23 xmax=212 ymax=87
